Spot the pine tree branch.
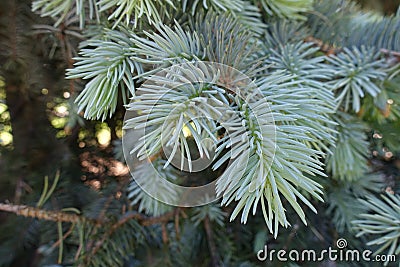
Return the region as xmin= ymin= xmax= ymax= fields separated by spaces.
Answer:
xmin=0 ymin=203 xmax=177 ymax=226
xmin=1 ymin=203 xmax=179 ymax=264
xmin=0 ymin=203 xmax=81 ymax=223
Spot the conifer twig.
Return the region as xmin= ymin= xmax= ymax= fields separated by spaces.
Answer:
xmin=0 ymin=203 xmax=81 ymax=223
xmin=0 ymin=203 xmax=177 ymax=226
xmin=380 ymin=48 xmax=400 ymax=58
xmin=51 ymin=223 xmax=76 ymax=249
xmin=380 ymin=48 xmax=400 ymax=63
xmin=305 ymin=36 xmax=400 ymax=62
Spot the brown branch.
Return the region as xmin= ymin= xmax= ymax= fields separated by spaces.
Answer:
xmin=0 ymin=203 xmax=81 ymax=223
xmin=304 ymin=36 xmax=339 ymax=56
xmin=174 ymin=208 xmax=181 ymax=240
xmin=161 ymin=223 xmax=169 ymax=244
xmin=380 ymin=48 xmax=400 ymax=64
xmin=88 ymin=212 xmax=144 ymax=257
xmin=0 ymin=203 xmax=177 ymax=226
xmin=140 ymin=210 xmax=175 ymax=226
xmin=204 ymin=216 xmax=220 ymax=267
xmin=85 ymin=210 xmax=176 ymax=263
xmin=51 ymin=223 xmax=75 ymax=250
xmin=305 ymin=36 xmax=400 ymax=63
xmin=380 ymin=48 xmax=400 ymax=58
xmin=1 ymin=202 xmax=179 ymax=264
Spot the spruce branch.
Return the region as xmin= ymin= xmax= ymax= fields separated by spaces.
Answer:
xmin=325 ymin=113 xmax=369 ymax=181
xmin=353 ymin=193 xmax=400 ymax=261
xmin=32 ymin=0 xmax=99 ymax=28
xmin=324 ymin=173 xmax=385 ymax=233
xmin=230 ymin=1 xmax=266 ymax=36
xmin=192 ymin=203 xmax=226 ymax=227
xmin=264 ymin=20 xmax=310 ymax=49
xmin=130 ymin=22 xmax=203 ymax=74
xmin=327 ymin=46 xmax=388 ymax=112
xmin=309 ymin=0 xmax=400 ymax=53
xmin=124 ymin=62 xmax=227 ymax=171
xmin=130 ymin=12 xmax=259 ymax=76
xmin=0 ymin=203 xmax=177 ymax=226
xmin=67 ymin=27 xmax=142 ymax=120
xmin=215 ymin=72 xmax=333 ymax=237
xmin=306 ymin=36 xmax=400 ymax=61
xmin=0 ymin=203 xmax=81 ymax=223
xmin=124 ymin=54 xmax=335 ymax=236
xmin=182 ymin=0 xmax=266 ymax=35
xmin=192 ymin=11 xmax=259 ymax=75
